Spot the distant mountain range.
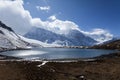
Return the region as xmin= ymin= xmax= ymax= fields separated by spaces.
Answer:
xmin=0 ymin=21 xmax=64 ymax=51
xmin=25 ymin=27 xmax=97 ymax=46
xmin=0 ymin=21 xmax=117 ymax=51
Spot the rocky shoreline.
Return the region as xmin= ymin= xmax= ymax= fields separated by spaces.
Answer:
xmin=0 ymin=52 xmax=120 ymax=80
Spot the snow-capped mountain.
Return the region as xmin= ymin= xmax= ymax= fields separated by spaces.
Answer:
xmin=0 ymin=21 xmax=63 ymax=50
xmin=64 ymin=30 xmax=97 ymax=46
xmin=24 ymin=27 xmax=71 ymax=45
xmin=0 ymin=21 xmax=32 ymax=50
xmin=25 ymin=27 xmax=97 ymax=46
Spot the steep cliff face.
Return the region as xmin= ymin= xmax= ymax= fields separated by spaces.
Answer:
xmin=0 ymin=21 xmax=30 ymax=50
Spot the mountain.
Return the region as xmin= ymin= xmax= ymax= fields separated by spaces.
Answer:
xmin=0 ymin=21 xmax=34 ymax=51
xmin=24 ymin=27 xmax=72 ymax=46
xmin=25 ymin=27 xmax=97 ymax=46
xmin=101 ymin=37 xmax=119 ymax=44
xmin=91 ymin=39 xmax=120 ymax=50
xmin=64 ymin=29 xmax=97 ymax=46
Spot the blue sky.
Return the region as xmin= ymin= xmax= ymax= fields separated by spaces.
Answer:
xmin=23 ymin=0 xmax=120 ymax=37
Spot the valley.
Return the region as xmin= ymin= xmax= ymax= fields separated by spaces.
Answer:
xmin=0 ymin=0 xmax=120 ymax=80
xmin=0 ymin=52 xmax=120 ymax=80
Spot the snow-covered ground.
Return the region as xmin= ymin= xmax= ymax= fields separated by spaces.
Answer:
xmin=19 ymin=35 xmax=62 ymax=47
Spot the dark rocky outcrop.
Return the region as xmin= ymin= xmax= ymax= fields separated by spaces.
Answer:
xmin=91 ymin=39 xmax=120 ymax=50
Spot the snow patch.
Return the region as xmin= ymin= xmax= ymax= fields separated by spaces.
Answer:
xmin=19 ymin=35 xmax=62 ymax=47
xmin=37 ymin=61 xmax=48 ymax=67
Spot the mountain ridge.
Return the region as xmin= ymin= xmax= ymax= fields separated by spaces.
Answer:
xmin=91 ymin=39 xmax=120 ymax=50
xmin=25 ymin=27 xmax=97 ymax=46
xmin=0 ymin=21 xmax=42 ymax=51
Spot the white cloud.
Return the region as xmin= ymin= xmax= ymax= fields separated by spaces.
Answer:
xmin=33 ymin=15 xmax=80 ymax=35
xmin=0 ymin=0 xmax=32 ymax=34
xmin=48 ymin=15 xmax=56 ymax=21
xmin=82 ymin=28 xmax=113 ymax=43
xmin=46 ymin=19 xmax=80 ymax=34
xmin=36 ymin=6 xmax=50 ymax=12
xmin=0 ymin=0 xmax=113 ymax=43
xmin=0 ymin=0 xmax=77 ymax=35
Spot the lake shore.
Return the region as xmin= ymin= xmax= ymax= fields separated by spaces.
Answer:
xmin=0 ymin=52 xmax=120 ymax=80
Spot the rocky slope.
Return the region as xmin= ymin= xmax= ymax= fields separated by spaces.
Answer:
xmin=91 ymin=39 xmax=120 ymax=50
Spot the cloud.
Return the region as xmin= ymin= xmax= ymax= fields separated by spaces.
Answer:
xmin=0 ymin=0 xmax=87 ymax=35
xmin=46 ymin=19 xmax=80 ymax=34
xmin=0 ymin=0 xmax=113 ymax=43
xmin=0 ymin=0 xmax=32 ymax=34
xmin=82 ymin=28 xmax=113 ymax=43
xmin=33 ymin=15 xmax=80 ymax=35
xmin=0 ymin=0 xmax=50 ymax=34
xmin=36 ymin=6 xmax=50 ymax=12
xmin=48 ymin=15 xmax=57 ymax=21
xmin=0 ymin=0 xmax=79 ymax=35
